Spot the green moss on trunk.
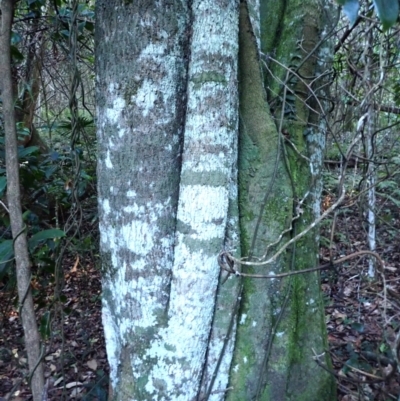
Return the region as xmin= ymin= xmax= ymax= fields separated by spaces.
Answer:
xmin=228 ymin=0 xmax=336 ymax=399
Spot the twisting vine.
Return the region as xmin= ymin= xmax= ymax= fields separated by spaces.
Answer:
xmin=52 ymin=1 xmax=85 ymax=398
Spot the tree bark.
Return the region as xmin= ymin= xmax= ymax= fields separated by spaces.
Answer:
xmin=96 ymin=1 xmax=187 ymax=398
xmin=228 ymin=0 xmax=337 ymax=399
xmin=0 ymin=1 xmax=44 ymax=400
xmin=96 ymin=1 xmax=337 ymax=400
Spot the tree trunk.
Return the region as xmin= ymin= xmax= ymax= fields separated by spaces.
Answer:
xmin=96 ymin=0 xmax=238 ymax=399
xmin=96 ymin=0 xmax=336 ymax=400
xmin=228 ymin=1 xmax=336 ymax=399
xmin=0 ymin=1 xmax=45 ymax=400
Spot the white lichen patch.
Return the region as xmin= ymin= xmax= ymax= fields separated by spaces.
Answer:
xmin=102 ymin=199 xmax=110 ymax=215
xmin=114 ymin=277 xmax=167 ymax=333
xmin=177 ymin=185 xmax=228 ymax=240
xmin=105 ymin=96 xmax=126 ymax=125
xmin=121 ymin=220 xmax=155 ymax=256
xmin=100 ymin=196 xmax=172 ymax=264
xmin=147 ymin=199 xmax=171 ymax=221
xmin=108 ymin=82 xmax=116 ymax=94
xmin=134 ymin=79 xmax=157 ymax=117
xmin=182 ymin=152 xmax=231 ymax=174
xmin=105 ymin=150 xmax=113 ymax=168
xmin=141 ymin=249 xmax=219 ymax=397
xmin=139 ymin=42 xmax=167 ymax=58
xmin=102 ymin=302 xmax=121 ymax=388
xmin=123 ymin=203 xmax=145 ymax=215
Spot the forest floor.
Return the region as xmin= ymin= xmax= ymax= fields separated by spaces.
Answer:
xmin=320 ymin=193 xmax=400 ymax=400
xmin=1 ymin=194 xmax=400 ymax=400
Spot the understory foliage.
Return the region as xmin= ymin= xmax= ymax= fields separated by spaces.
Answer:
xmin=1 ymin=0 xmax=400 ymax=400
xmin=0 ymin=1 xmax=100 ymax=399
xmin=0 ymin=0 xmax=96 ymax=281
xmin=312 ymin=3 xmax=400 ymax=399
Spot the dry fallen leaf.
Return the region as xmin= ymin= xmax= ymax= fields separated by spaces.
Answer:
xmin=71 ymin=256 xmax=80 ymax=272
xmin=332 ymin=310 xmax=347 ymax=320
xmin=70 ymin=386 xmax=83 ymax=397
xmin=87 ymin=358 xmax=98 ymax=371
xmin=383 ymin=364 xmax=394 ymax=378
xmin=54 ymin=376 xmax=64 ymax=387
xmin=65 ymin=381 xmax=83 ymax=389
xmin=343 ymin=286 xmax=352 ymax=296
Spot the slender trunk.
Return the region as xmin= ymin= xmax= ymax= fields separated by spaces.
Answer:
xmin=0 ymin=1 xmax=44 ymax=400
xmin=362 ymin=31 xmax=377 ymax=278
xmin=366 ymin=104 xmax=376 ymax=278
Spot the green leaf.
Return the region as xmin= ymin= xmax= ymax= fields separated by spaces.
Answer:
xmin=60 ymin=30 xmax=70 ymax=38
xmin=85 ymin=21 xmax=94 ymax=32
xmin=11 ymin=31 xmax=22 ymax=45
xmin=18 ymin=146 xmax=39 ymax=159
xmin=0 ymin=240 xmax=14 ymax=277
xmin=379 ymin=342 xmax=389 ymax=353
xmin=10 ymin=45 xmax=24 ymax=63
xmin=29 ymin=229 xmax=65 ymax=250
xmin=0 ymin=176 xmax=6 ymax=197
xmin=339 ymin=0 xmax=360 ymax=26
xmin=373 ymin=0 xmax=399 ymax=30
xmin=351 ymin=322 xmax=365 ymax=333
xmin=39 ymin=311 xmax=51 ymax=340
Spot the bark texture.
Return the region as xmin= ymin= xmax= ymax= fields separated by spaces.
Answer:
xmin=150 ymin=1 xmax=239 ymax=399
xmin=96 ymin=1 xmax=238 ymax=399
xmin=96 ymin=1 xmax=188 ymax=399
xmin=96 ymin=0 xmax=336 ymax=400
xmin=226 ymin=1 xmax=336 ymax=400
xmin=227 ymin=3 xmax=294 ymax=399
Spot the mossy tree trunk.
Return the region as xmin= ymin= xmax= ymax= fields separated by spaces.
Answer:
xmin=96 ymin=0 xmax=336 ymax=400
xmin=226 ymin=1 xmax=336 ymax=400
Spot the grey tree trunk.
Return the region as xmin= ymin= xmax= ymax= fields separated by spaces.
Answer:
xmin=96 ymin=1 xmax=336 ymax=400
xmin=96 ymin=0 xmax=238 ymax=399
